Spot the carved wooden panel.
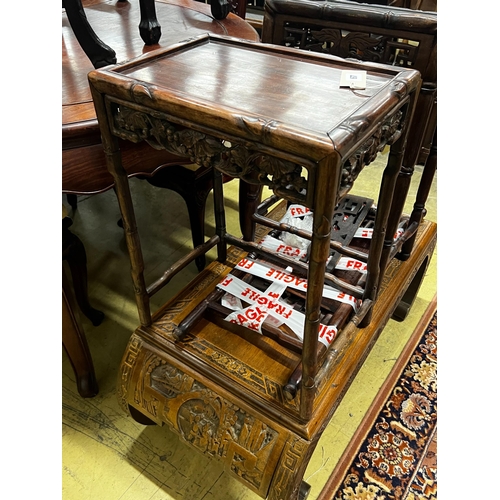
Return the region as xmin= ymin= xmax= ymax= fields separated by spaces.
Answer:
xmin=110 ymin=101 xmax=310 ymax=204
xmin=118 ymin=333 xmax=290 ymax=496
xmin=268 ymin=436 xmax=312 ymax=500
xmin=108 ymin=100 xmax=403 ymax=204
xmin=342 ymin=110 xmax=403 ymax=192
xmin=282 ymin=23 xmax=421 ymax=69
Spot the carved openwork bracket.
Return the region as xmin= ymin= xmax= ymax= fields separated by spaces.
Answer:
xmin=110 ymin=101 xmax=309 ymax=204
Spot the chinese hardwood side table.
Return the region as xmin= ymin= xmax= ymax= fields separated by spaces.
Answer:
xmin=88 ymin=34 xmax=436 ymax=499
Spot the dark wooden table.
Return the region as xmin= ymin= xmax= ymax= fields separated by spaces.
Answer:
xmin=62 ymin=0 xmax=259 ymax=398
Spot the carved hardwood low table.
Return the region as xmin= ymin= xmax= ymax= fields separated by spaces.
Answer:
xmin=88 ymin=34 xmax=436 ymax=499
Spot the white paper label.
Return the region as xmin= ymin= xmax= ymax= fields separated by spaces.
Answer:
xmin=339 ymin=70 xmax=367 ymax=89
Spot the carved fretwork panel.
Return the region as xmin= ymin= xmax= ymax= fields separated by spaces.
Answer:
xmin=108 ymin=100 xmax=309 ymax=205
xmin=342 ymin=110 xmax=404 ymax=191
xmin=108 ymin=99 xmax=403 ymax=201
xmin=283 ymin=24 xmax=421 ymax=68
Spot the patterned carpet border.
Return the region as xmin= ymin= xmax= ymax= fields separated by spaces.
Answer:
xmin=318 ymin=296 xmax=437 ymax=500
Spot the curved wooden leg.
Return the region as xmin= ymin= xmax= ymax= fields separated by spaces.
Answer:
xmin=63 ymin=0 xmax=117 ymax=68
xmin=147 ymin=165 xmax=214 ymax=271
xmin=62 ymin=274 xmax=99 ymax=398
xmin=66 ymin=194 xmax=78 ymax=210
xmin=63 ymin=217 xmax=105 ymax=326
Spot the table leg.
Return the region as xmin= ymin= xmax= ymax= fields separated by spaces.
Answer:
xmin=62 ymin=217 xmax=105 ymax=326
xmin=138 ymin=0 xmax=162 ymax=45
xmin=401 ymin=128 xmax=437 ymax=259
xmin=239 ymin=180 xmax=262 ymax=241
xmin=62 ymin=271 xmax=99 ymax=398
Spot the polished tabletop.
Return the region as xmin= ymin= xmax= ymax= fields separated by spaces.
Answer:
xmin=63 ymin=0 xmax=259 ymax=140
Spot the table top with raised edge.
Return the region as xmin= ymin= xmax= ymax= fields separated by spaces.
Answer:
xmin=89 ymin=34 xmax=421 ymax=162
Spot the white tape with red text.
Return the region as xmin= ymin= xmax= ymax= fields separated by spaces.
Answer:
xmin=217 ymin=274 xmax=338 ymax=347
xmin=235 ymin=257 xmax=358 ymax=312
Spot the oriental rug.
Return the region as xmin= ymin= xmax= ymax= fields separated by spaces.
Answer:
xmin=317 ymin=296 xmax=437 ymax=500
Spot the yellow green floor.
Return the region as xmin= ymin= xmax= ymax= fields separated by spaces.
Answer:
xmin=62 ymin=150 xmax=437 ymax=499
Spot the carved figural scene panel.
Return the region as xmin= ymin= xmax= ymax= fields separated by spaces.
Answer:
xmin=118 ymin=334 xmax=292 ymax=496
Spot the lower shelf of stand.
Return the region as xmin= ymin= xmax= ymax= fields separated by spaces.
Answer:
xmin=117 ymin=219 xmax=436 ymax=500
